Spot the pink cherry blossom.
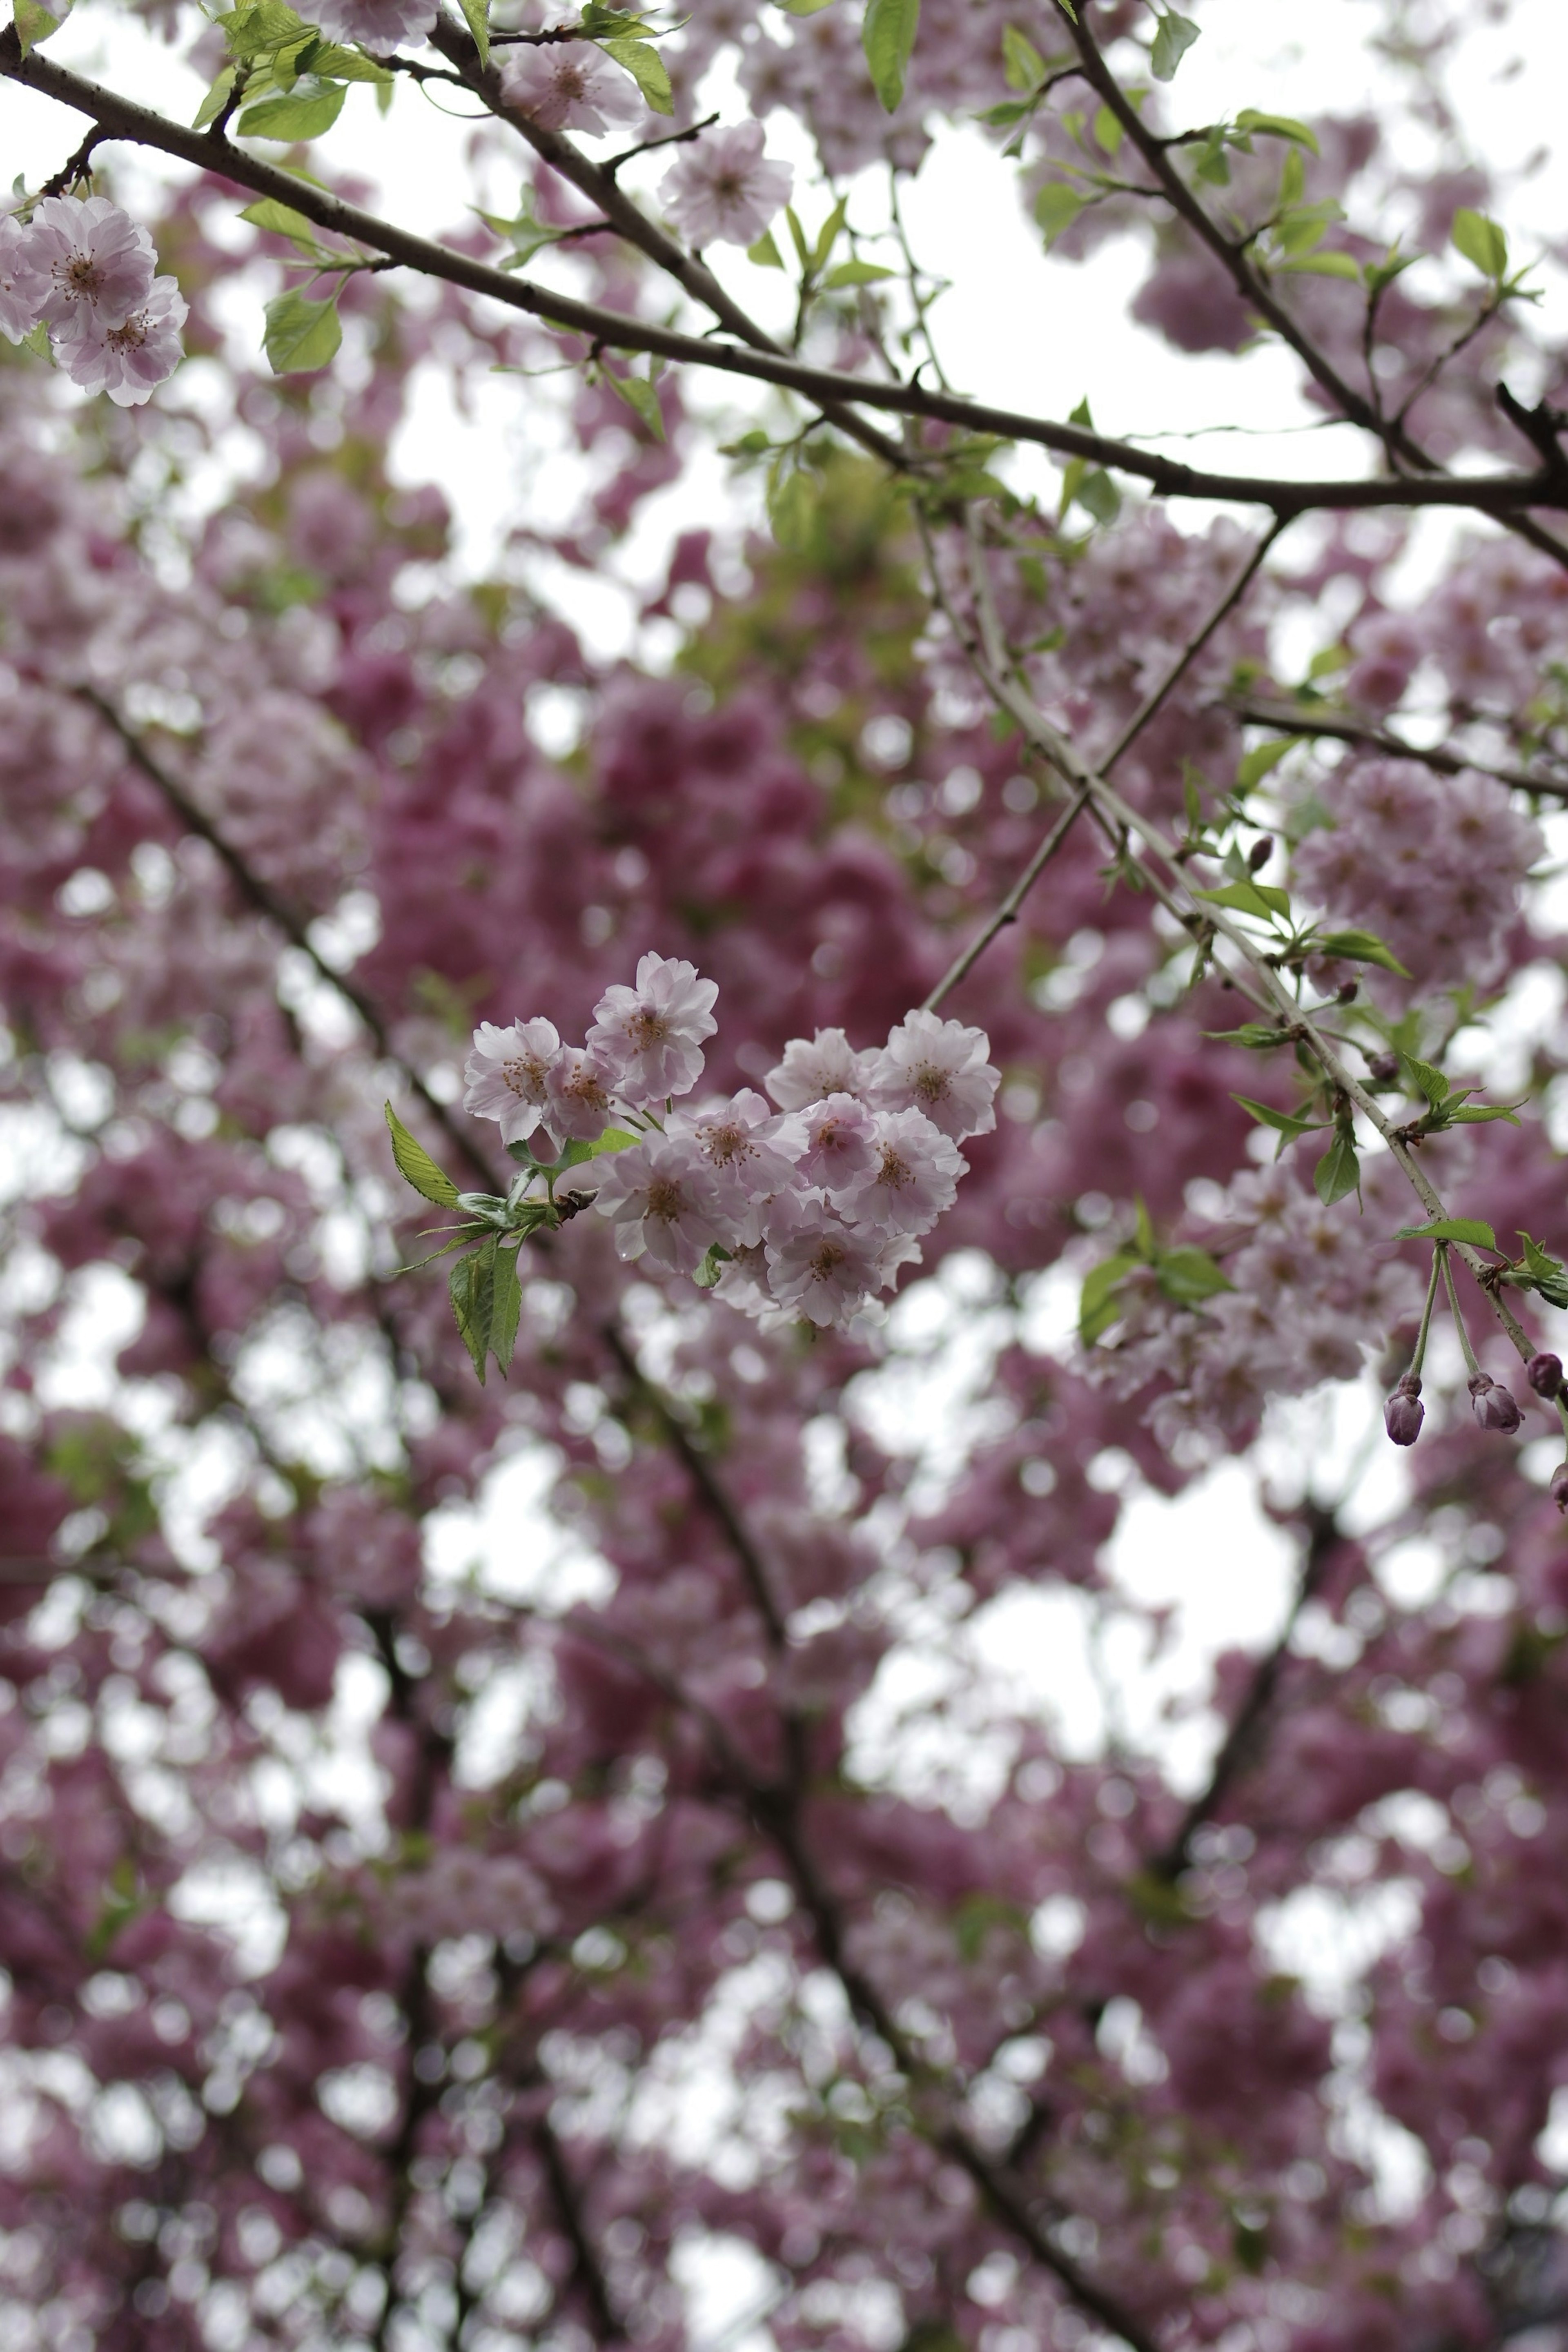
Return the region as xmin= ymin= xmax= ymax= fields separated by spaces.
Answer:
xmin=587 ymin=949 xmax=718 ymax=1103
xmin=867 ymin=1009 xmax=1000 ymax=1141
xmin=667 ymin=1087 xmax=798 ymax=1243
xmin=463 ymin=1016 xmax=563 ymax=1152
xmin=590 ymin=1135 xmax=726 ymax=1272
xmin=660 ymin=121 xmax=794 ymax=247
xmin=787 ymin=1090 xmax=878 ymax=1190
xmin=763 ymin=1193 xmax=888 ymax=1326
xmin=0 ymin=214 xmax=43 ymax=343
xmin=57 ymin=273 xmax=186 ymax=406
xmin=498 ymin=42 xmax=644 ymax=134
xmin=765 ymin=1027 xmax=875 ymax=1111
xmin=835 ymin=1107 xmax=965 ymax=1238
xmin=24 ymin=194 xmax=155 ymax=332
xmin=544 ymin=1042 xmax=620 ymax=1140
xmin=309 ymin=0 xmax=437 ymax=46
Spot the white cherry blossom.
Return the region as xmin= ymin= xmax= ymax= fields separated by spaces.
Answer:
xmin=498 ymin=43 xmax=643 ymax=134
xmin=546 ymin=1044 xmax=620 ymax=1142
xmin=668 ymin=1088 xmax=799 ymax=1244
xmin=660 ymin=122 xmax=794 ymax=248
xmin=765 ymin=1027 xmax=875 ymax=1111
xmin=588 ymin=950 xmax=718 ymax=1104
xmin=591 ymin=1137 xmax=725 ymax=1274
xmin=835 ymin=1108 xmax=965 ymax=1238
xmin=788 ymin=1092 xmax=878 ymax=1193
xmin=764 ymin=1195 xmax=887 ymax=1328
xmin=463 ymin=1018 xmax=563 ymax=1153
xmin=867 ymin=1009 xmax=999 ymax=1141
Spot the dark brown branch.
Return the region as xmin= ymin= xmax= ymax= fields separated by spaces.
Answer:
xmin=4 ymin=33 xmax=1568 ymax=518
xmin=1230 ymin=697 xmax=1568 ymax=806
xmin=534 ymin=2110 xmax=625 ymax=2343
xmin=75 ymin=687 xmax=501 ymax=1191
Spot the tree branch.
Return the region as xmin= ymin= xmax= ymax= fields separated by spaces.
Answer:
xmin=4 ymin=34 xmax=1568 ymax=519
xmin=1229 ymin=697 xmax=1568 ymax=806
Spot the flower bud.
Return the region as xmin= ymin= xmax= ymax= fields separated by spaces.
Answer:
xmin=1366 ymin=1052 xmax=1399 ymax=1086
xmin=1469 ymin=1372 xmax=1522 ymax=1434
xmin=1247 ymin=835 xmax=1273 ymax=871
xmin=1551 ymin=1462 xmax=1568 ymax=1513
xmin=1383 ymin=1372 xmax=1424 ymax=1447
xmin=1527 ymin=1350 xmax=1564 ymax=1400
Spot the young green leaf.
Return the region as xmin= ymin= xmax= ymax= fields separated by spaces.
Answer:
xmin=263 ymin=288 xmax=342 ymax=376
xmin=1236 ymin=736 xmax=1297 ymax=790
xmin=862 ymin=0 xmax=921 ymax=111
xmin=239 ymin=197 xmax=329 ymax=256
xmin=1314 ymin=1125 xmax=1361 ymax=1207
xmin=1035 ymin=181 xmax=1087 ymax=245
xmin=1079 ymin=1246 xmax=1140 ymax=1345
xmin=604 ymin=368 xmax=666 ymax=441
xmin=1448 ymin=1103 xmax=1522 ymax=1125
xmin=194 ymin=64 xmax=238 ymax=127
xmin=385 ymin=1103 xmax=462 ymax=1207
xmin=588 ymin=1127 xmax=640 ymax=1157
xmin=490 ymin=1239 xmax=521 ymax=1374
xmin=1075 ymin=467 xmax=1120 ymax=525
xmin=1207 ymin=1025 xmax=1287 ymax=1049
xmin=1232 ymin=1094 xmax=1327 ymax=1153
xmin=1518 ymin=1231 xmax=1568 ymax=1310
xmin=747 ymin=227 xmax=785 ymax=267
xmin=459 ymin=0 xmax=489 ymax=68
xmin=1232 ymin=108 xmax=1319 ymax=155
xmin=1452 ymin=206 xmax=1508 ymax=281
xmin=1001 ymin=22 xmax=1046 ymax=91
xmin=1155 ymin=1246 xmax=1233 ymax=1307
xmin=1399 ymin=1052 xmax=1449 ymax=1107
xmin=14 ymin=0 xmax=67 ymax=55
xmin=450 ymin=1238 xmax=499 ymax=1383
xmin=1394 ymin=1217 xmax=1497 ymax=1249
xmin=599 ymin=35 xmax=674 ymax=114
xmin=237 ymin=81 xmax=347 ymax=140
xmin=1313 ymin=927 xmax=1411 ymax=977
xmin=824 ymin=258 xmax=896 ymax=287
xmin=1196 ymin=878 xmax=1292 ymax=920
xmin=1149 ymin=8 xmax=1199 ymax=81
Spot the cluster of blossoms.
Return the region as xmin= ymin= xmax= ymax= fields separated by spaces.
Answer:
xmin=0 ymin=194 xmax=185 ymax=407
xmin=464 ymin=952 xmax=998 ymax=1329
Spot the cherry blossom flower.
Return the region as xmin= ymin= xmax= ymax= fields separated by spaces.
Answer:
xmin=764 ymin=1194 xmax=887 ymax=1327
xmin=0 ymin=216 xmax=42 ymax=343
xmin=835 ymin=1107 xmax=965 ymax=1238
xmin=788 ymin=1091 xmax=878 ymax=1192
xmin=591 ymin=1137 xmax=725 ymax=1273
xmin=660 ymin=122 xmax=794 ymax=247
xmin=498 ymin=42 xmax=643 ymax=134
xmin=867 ymin=1010 xmax=999 ymax=1141
xmin=1469 ymin=1372 xmax=1522 ymax=1434
xmin=667 ymin=1088 xmax=798 ymax=1244
xmin=463 ymin=1017 xmax=563 ymax=1153
xmin=765 ymin=1027 xmax=874 ymax=1111
xmin=24 ymin=194 xmax=154 ymax=333
xmin=58 ymin=274 xmax=187 ymax=406
xmin=310 ymin=0 xmax=437 ymax=46
xmin=545 ymin=1044 xmax=619 ymax=1141
xmin=587 ymin=950 xmax=718 ymax=1104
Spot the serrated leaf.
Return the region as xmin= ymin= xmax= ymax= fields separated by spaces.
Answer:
xmin=1002 ymin=22 xmax=1045 ymax=91
xmin=459 ymin=0 xmax=489 ymax=68
xmin=1314 ymin=1125 xmax=1361 ymax=1208
xmin=1079 ymin=1246 xmax=1140 ymax=1345
xmin=239 ymin=196 xmax=329 ymax=256
xmin=747 ymin=228 xmax=785 ymax=267
xmin=1452 ymin=205 xmax=1508 ymax=281
xmin=1518 ymin=1231 xmax=1568 ymax=1309
xmin=1149 ymin=8 xmax=1199 ymax=81
xmin=450 ymin=1239 xmax=498 ymax=1383
xmin=604 ymin=368 xmax=666 ymax=441
xmin=1207 ymin=1024 xmax=1287 ymax=1049
xmin=1314 ymin=927 xmax=1410 ymax=977
xmin=1035 ymin=180 xmax=1086 ymax=245
xmin=490 ymin=1240 xmax=521 ymax=1373
xmin=14 ymin=0 xmax=67 ymax=55
xmin=599 ymin=35 xmax=673 ymax=114
xmin=1156 ymin=1246 xmax=1233 ymax=1307
xmin=224 ymin=1 xmax=310 ymax=60
xmin=1233 ymin=108 xmax=1319 ymax=155
xmin=194 ymin=63 xmax=238 ymax=126
xmin=1196 ymin=878 xmax=1292 ymax=920
xmin=1233 ymin=1093 xmax=1327 ymax=1145
xmin=263 ymin=287 xmax=342 ymax=374
xmin=298 ymin=40 xmax=393 ymax=81
xmin=1395 ymin=1217 xmax=1497 ymax=1249
xmin=20 ymin=319 xmax=51 ymax=361
xmin=1399 ymin=1053 xmax=1449 ymax=1107
xmin=1236 ymin=736 xmax=1297 ymax=789
xmin=862 ymin=0 xmax=920 ymax=111
xmin=1448 ymin=1103 xmax=1522 ymax=1125
xmin=825 ymin=258 xmax=895 ymax=286
xmin=238 ymin=81 xmax=347 ymax=140
xmin=385 ymin=1103 xmax=461 ymax=1207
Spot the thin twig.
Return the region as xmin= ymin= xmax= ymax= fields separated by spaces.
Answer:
xmin=1229 ymin=698 xmax=1568 ymax=806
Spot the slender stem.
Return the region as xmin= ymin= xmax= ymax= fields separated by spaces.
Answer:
xmin=1440 ymin=1245 xmax=1482 ymax=1379
xmin=1410 ymin=1247 xmax=1443 ymax=1379
xmin=1229 ymin=699 xmax=1568 ymax=806
xmin=3 ymin=34 xmax=1567 ymax=519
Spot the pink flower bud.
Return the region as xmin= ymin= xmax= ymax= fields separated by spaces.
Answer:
xmin=1551 ymin=1463 xmax=1568 ymax=1513
xmin=1527 ymin=1350 xmax=1564 ymax=1400
xmin=1383 ymin=1374 xmax=1424 ymax=1448
xmin=1469 ymin=1372 xmax=1522 ymax=1434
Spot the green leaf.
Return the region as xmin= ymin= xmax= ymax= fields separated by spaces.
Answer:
xmin=238 ymin=81 xmax=347 ymax=140
xmin=1075 ymin=467 xmax=1120 ymax=524
xmin=692 ymin=1241 xmax=734 ymax=1289
xmin=1156 ymin=1246 xmax=1233 ymax=1307
xmin=1314 ymin=926 xmax=1410 ymax=977
xmin=480 ymin=189 xmax=570 ymax=268
xmin=263 ymin=287 xmax=342 ymax=374
xmin=14 ymin=0 xmax=68 ymax=54
xmin=599 ymin=35 xmax=673 ymax=114
xmin=1079 ymin=1247 xmax=1140 ymax=1345
xmin=298 ymin=41 xmax=394 ymax=81
xmin=385 ymin=1103 xmax=461 ymax=1207
xmin=588 ymin=1127 xmax=639 ymax=1157
xmin=1233 ymin=108 xmax=1319 ymax=155
xmin=459 ymin=0 xmax=489 ymax=69
xmin=1232 ymin=1093 xmax=1327 ymax=1150
xmin=490 ymin=1240 xmax=521 ymax=1374
xmin=1395 ymin=1217 xmax=1498 ymax=1250
xmin=1314 ymin=1124 xmax=1361 ymax=1208
xmin=1093 ymin=102 xmax=1123 ymax=156
xmin=1207 ymin=1024 xmax=1287 ymax=1049
xmin=1149 ymin=8 xmax=1199 ymax=81
xmin=862 ymin=0 xmax=920 ymax=111
xmin=824 ymin=258 xmax=896 ymax=287
xmin=604 ymin=368 xmax=666 ymax=441
xmin=1399 ymin=1052 xmax=1449 ymax=1107
xmin=1281 ymin=249 xmax=1361 ymax=279
xmin=811 ymin=195 xmax=850 ymax=270
xmin=1236 ymin=736 xmax=1297 ymax=789
xmin=1196 ymin=878 xmax=1292 ymax=920
xmin=747 ymin=228 xmax=785 ymax=268
xmin=1518 ymin=1231 xmax=1568 ymax=1310
xmin=1452 ymin=205 xmax=1508 ymax=281
xmin=1448 ymin=1103 xmax=1522 ymax=1125
xmin=194 ymin=64 xmax=238 ymax=127
xmin=1035 ymin=180 xmax=1087 ymax=246
xmin=224 ymin=1 xmax=310 ymax=60
xmin=1134 ymin=1196 xmax=1158 ymax=1259
xmin=239 ymin=196 xmax=328 ymax=255
xmin=1002 ymin=22 xmax=1045 ymax=91
xmin=19 ymin=319 xmax=51 ymax=362
xmin=450 ymin=1239 xmax=499 ymax=1383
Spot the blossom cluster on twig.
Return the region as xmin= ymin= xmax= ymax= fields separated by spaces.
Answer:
xmin=0 ymin=194 xmax=185 ymax=405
